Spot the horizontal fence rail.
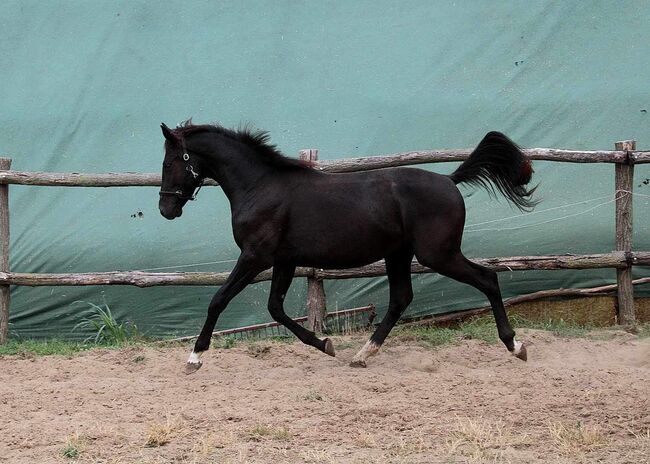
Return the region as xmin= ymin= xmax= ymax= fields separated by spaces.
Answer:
xmin=1 ymin=148 xmax=649 ymax=187
xmin=0 ymin=139 xmax=647 ymax=343
xmin=2 ymin=252 xmax=648 ymax=287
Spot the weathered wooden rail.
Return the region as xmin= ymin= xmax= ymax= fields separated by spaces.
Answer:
xmin=0 ymin=140 xmax=647 ymax=343
xmin=0 ymin=148 xmax=648 ymax=187
xmin=1 ymin=252 xmax=647 ymax=287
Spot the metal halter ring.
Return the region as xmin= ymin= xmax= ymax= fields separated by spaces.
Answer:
xmin=182 ymin=153 xmax=190 ymax=161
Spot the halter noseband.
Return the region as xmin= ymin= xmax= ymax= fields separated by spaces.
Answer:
xmin=159 ymin=136 xmax=205 ymax=201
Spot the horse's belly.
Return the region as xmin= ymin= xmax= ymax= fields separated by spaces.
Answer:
xmin=280 ymin=226 xmax=403 ymax=269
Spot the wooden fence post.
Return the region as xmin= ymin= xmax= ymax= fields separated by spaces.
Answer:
xmin=614 ymin=140 xmax=635 ymax=325
xmin=299 ymin=149 xmax=327 ymax=332
xmin=0 ymin=158 xmax=11 ymax=344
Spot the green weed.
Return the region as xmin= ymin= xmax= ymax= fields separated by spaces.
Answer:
xmin=72 ymin=300 xmax=140 ymax=344
xmin=214 ymin=335 xmax=237 ymax=349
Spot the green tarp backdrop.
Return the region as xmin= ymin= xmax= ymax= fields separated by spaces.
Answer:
xmin=1 ymin=1 xmax=649 ymax=339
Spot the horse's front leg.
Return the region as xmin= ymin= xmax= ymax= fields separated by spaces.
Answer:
xmin=267 ymin=264 xmax=335 ymax=356
xmin=186 ymin=254 xmax=268 ymax=374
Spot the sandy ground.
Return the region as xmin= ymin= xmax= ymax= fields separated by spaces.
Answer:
xmin=1 ymin=329 xmax=649 ymax=464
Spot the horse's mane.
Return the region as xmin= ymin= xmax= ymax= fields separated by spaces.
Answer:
xmin=173 ymin=119 xmax=310 ymax=170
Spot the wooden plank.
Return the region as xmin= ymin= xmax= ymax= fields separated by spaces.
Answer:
xmin=0 ymin=267 xmax=313 ymax=287
xmin=615 ymin=140 xmax=636 ymax=325
xmin=315 ymin=252 xmax=650 ymax=279
xmin=632 ymin=151 xmax=650 ymax=163
xmin=0 ymin=158 xmax=10 ymax=344
xmin=0 ymin=171 xmax=220 ymax=187
xmin=1 ymin=148 xmax=649 ymax=187
xmin=1 ymin=252 xmax=648 ymax=287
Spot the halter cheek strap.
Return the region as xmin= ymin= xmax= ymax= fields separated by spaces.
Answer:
xmin=159 ymin=137 xmax=205 ymax=201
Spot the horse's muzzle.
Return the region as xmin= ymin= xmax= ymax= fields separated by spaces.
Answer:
xmin=159 ymin=205 xmax=183 ymax=220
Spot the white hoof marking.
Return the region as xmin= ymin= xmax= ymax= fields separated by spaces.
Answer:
xmin=512 ymin=340 xmax=523 ymax=356
xmin=351 ymin=341 xmax=380 ymax=364
xmin=187 ymin=351 xmax=203 ymax=364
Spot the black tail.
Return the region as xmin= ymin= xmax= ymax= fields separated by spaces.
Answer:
xmin=449 ymin=131 xmax=538 ymax=211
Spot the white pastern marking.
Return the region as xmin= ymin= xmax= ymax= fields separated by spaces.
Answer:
xmin=512 ymin=339 xmax=523 ymax=355
xmin=351 ymin=340 xmax=381 ymax=362
xmin=187 ymin=351 xmax=203 ymax=364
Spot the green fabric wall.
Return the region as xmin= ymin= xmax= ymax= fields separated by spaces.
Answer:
xmin=1 ymin=1 xmax=649 ymax=339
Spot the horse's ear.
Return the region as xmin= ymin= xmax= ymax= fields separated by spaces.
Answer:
xmin=161 ymin=123 xmax=178 ymax=143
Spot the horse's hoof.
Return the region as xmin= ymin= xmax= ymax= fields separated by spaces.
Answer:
xmin=184 ymin=361 xmax=203 ymax=375
xmin=323 ymin=338 xmax=336 ymax=357
xmin=512 ymin=341 xmax=527 ymax=362
xmin=349 ymin=359 xmax=367 ymax=368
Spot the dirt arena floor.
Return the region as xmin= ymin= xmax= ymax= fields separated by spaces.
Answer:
xmin=1 ymin=329 xmax=649 ymax=464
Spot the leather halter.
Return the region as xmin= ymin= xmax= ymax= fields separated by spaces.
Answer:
xmin=159 ymin=136 xmax=204 ymax=201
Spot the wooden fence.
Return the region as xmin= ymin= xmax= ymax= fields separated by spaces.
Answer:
xmin=0 ymin=140 xmax=648 ymax=343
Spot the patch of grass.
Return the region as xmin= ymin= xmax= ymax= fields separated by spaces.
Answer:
xmin=457 ymin=316 xmax=499 ymax=343
xmin=446 ymin=417 xmax=529 ymax=461
xmin=548 ymin=421 xmax=608 ymax=453
xmin=395 ymin=314 xmax=615 ymax=350
xmin=393 ymin=316 xmax=499 ymax=348
xmin=145 ymin=416 xmax=182 ymax=447
xmin=61 ymin=434 xmax=84 ymax=459
xmin=246 ymin=342 xmax=273 ymax=358
xmin=392 ymin=325 xmax=457 ymax=347
xmin=301 ymin=389 xmax=325 ymax=402
xmin=247 ymin=424 xmax=292 ymax=442
xmin=73 ymin=300 xmax=140 ymax=344
xmin=387 ymin=430 xmax=432 ymax=457
xmin=214 ymin=335 xmax=237 ymax=349
xmin=300 ymin=448 xmax=334 ymax=464
xmin=268 ymin=334 xmax=295 ymax=344
xmin=355 ymin=431 xmax=377 ymax=448
xmin=0 ymin=339 xmax=93 ymax=357
xmin=638 ymin=323 xmax=650 ymax=338
xmin=514 ymin=315 xmax=594 ymax=338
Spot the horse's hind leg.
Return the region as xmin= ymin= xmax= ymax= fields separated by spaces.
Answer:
xmin=350 ymin=250 xmax=414 ymax=368
xmin=268 ymin=264 xmax=335 ymax=356
xmin=420 ymin=251 xmax=526 ymax=361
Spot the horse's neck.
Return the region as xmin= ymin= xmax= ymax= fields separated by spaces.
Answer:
xmin=202 ymin=136 xmax=272 ymax=205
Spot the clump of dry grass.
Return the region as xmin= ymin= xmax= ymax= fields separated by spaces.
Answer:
xmin=247 ymin=424 xmax=292 ymax=442
xmin=446 ymin=417 xmax=529 ymax=462
xmin=548 ymin=421 xmax=608 ymax=453
xmin=387 ymin=429 xmax=433 ymax=457
xmin=299 ymin=448 xmax=335 ymax=464
xmin=246 ymin=342 xmax=273 ymax=358
xmin=145 ymin=415 xmax=184 ymax=447
xmin=355 ymin=431 xmax=378 ymax=448
xmin=184 ymin=430 xmax=238 ymax=464
xmin=301 ymin=389 xmax=326 ymax=402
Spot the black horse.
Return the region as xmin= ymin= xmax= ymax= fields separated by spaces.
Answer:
xmin=159 ymin=121 xmax=536 ymax=373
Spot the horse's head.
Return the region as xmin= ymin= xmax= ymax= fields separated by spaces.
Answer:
xmin=158 ymin=123 xmax=206 ymax=220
